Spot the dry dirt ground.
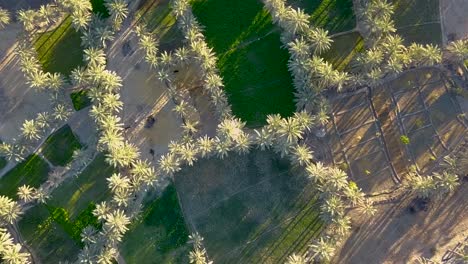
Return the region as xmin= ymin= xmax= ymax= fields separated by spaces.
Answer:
xmin=336 ymin=183 xmax=468 ymax=264
xmin=0 ymin=23 xmax=52 ymax=152
xmin=440 ymin=0 xmax=468 ymax=43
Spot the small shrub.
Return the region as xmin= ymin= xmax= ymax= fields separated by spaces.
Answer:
xmin=400 ymin=135 xmax=410 ymax=145
xmin=414 ymin=118 xmax=424 ymax=128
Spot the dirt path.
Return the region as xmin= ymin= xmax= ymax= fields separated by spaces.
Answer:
xmin=335 ymin=183 xmax=468 ymax=263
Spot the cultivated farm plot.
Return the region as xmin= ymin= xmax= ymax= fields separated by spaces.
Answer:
xmin=121 ymin=185 xmax=191 ymax=263
xmin=386 ymin=68 xmax=467 ymax=174
xmin=18 ymin=154 xmax=115 ymax=263
xmin=391 ymin=0 xmax=442 ymax=45
xmin=175 ymin=149 xmax=322 ymax=263
xmin=192 ymin=0 xmax=295 ymax=127
xmin=326 ymin=91 xmax=397 ymax=193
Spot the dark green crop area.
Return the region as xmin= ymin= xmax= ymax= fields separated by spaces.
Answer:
xmin=34 ymin=16 xmax=85 ymax=77
xmin=175 ymin=149 xmax=323 ymax=263
xmin=0 ymin=154 xmax=50 ymax=199
xmin=192 ymin=0 xmax=295 ymax=127
xmin=289 ymin=0 xmax=356 ymax=34
xmin=41 ymin=125 xmax=82 ymax=166
xmin=90 ymin=0 xmax=110 ymax=17
xmin=18 ymin=154 xmax=115 ymax=263
xmin=121 ymin=185 xmax=191 ymax=263
xmin=71 ymin=90 xmax=92 ymax=111
xmin=322 ymin=31 xmax=365 ymax=71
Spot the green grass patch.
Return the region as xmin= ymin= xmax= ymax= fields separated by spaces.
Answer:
xmin=192 ymin=0 xmax=295 ymax=127
xmin=175 ymin=149 xmax=323 ymax=263
xmin=47 ymin=153 xmax=115 ymax=218
xmin=135 ymin=0 xmax=184 ymax=50
xmin=71 ymin=90 xmax=92 ymax=111
xmin=0 ymin=154 xmax=50 ymax=199
xmin=18 ymin=154 xmax=115 ymax=262
xmin=121 ymin=185 xmax=191 ymax=263
xmin=322 ymin=31 xmax=365 ymax=71
xmin=289 ymin=0 xmax=356 ymax=33
xmin=397 ymin=23 xmax=442 ymax=45
xmin=35 ymin=16 xmax=85 ymax=77
xmin=0 ymin=157 xmax=6 ymax=170
xmin=41 ymin=125 xmax=82 ymax=166
xmin=90 ymin=0 xmax=110 ymax=17
xmin=391 ymin=0 xmax=439 ymax=28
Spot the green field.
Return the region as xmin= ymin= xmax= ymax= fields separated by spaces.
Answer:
xmin=135 ymin=0 xmax=185 ymax=50
xmin=121 ymin=185 xmax=191 ymax=263
xmin=289 ymin=0 xmax=356 ymax=33
xmin=0 ymin=154 xmax=50 ymax=199
xmin=35 ymin=16 xmax=85 ymax=77
xmin=41 ymin=125 xmax=82 ymax=166
xmin=18 ymin=154 xmax=114 ymax=262
xmin=192 ymin=0 xmax=295 ymax=127
xmin=175 ymin=149 xmax=323 ymax=263
xmin=71 ymin=90 xmax=92 ymax=111
xmin=90 ymin=0 xmax=110 ymax=17
xmin=323 ymin=31 xmax=365 ymax=71
xmin=391 ymin=0 xmax=442 ymax=45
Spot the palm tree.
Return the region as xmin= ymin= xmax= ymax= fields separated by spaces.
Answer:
xmin=358 ymin=198 xmax=377 ymax=216
xmin=286 ymin=8 xmax=310 ymax=35
xmin=47 ymin=72 xmax=65 ymax=92
xmin=197 ymin=136 xmax=214 ymax=158
xmin=294 ymin=110 xmax=314 ymax=132
xmin=2 ymin=244 xmax=30 ymax=264
xmin=433 ymin=171 xmax=459 ymax=195
xmin=0 ymin=196 xmax=22 ymax=224
xmin=53 ymin=104 xmax=72 ymax=122
xmin=305 ymin=162 xmax=327 ymax=183
xmin=102 ymin=93 xmax=123 ymax=112
xmin=104 ymin=209 xmax=130 ymax=234
xmin=99 ymin=128 xmax=124 ymax=151
xmin=105 ymin=142 xmax=139 ymax=167
xmin=138 ymin=34 xmax=158 ymax=56
xmin=408 ymin=173 xmax=436 ymax=199
xmin=72 ymin=11 xmax=91 ymax=30
xmin=189 ymin=248 xmax=211 ymax=264
xmin=204 ymin=73 xmax=224 ymax=93
xmin=332 ymin=215 xmax=351 ymax=238
xmin=17 ymin=9 xmax=36 ymax=31
xmin=17 ymin=185 xmax=35 ymax=202
xmin=320 ymin=195 xmax=344 ymax=222
xmin=278 ymin=117 xmax=303 ymax=143
xmin=447 ymin=39 xmax=468 ymax=64
xmin=175 ymin=46 xmax=191 ymax=65
xmin=286 ymin=253 xmax=306 ymax=264
xmin=254 ymin=128 xmax=273 ymax=150
xmin=182 ymin=120 xmax=199 ymax=136
xmin=292 ymin=144 xmax=313 ymax=166
xmin=84 ymin=48 xmax=107 ymax=67
xmin=0 ymin=8 xmax=10 ymax=29
xmin=0 ymin=228 xmax=14 ymax=253
xmin=107 ymin=173 xmax=131 ymax=193
xmin=323 ymin=167 xmax=348 ymax=193
xmin=357 ymin=48 xmax=384 ymax=71
xmin=34 ymin=188 xmax=49 ymax=204
xmin=287 ymin=37 xmax=311 ymax=60
xmin=343 ymin=181 xmax=364 ymax=206
xmin=38 ymin=5 xmax=53 ymax=25
xmin=105 ymin=0 xmax=129 ymax=29
xmin=96 ymin=246 xmax=118 ymax=264
xmin=71 ymin=66 xmax=87 ymax=86
xmin=81 ymin=226 xmax=97 ymax=245
xmin=180 ymin=143 xmax=198 ymax=166
xmin=98 ymin=115 xmax=123 ymax=133
xmin=215 ymin=137 xmax=231 ymax=159
xmin=307 ymin=28 xmax=333 ymax=55
xmin=112 ymin=189 xmax=131 ymax=207
xmin=159 ymin=153 xmax=181 ymax=176
xmin=21 ymin=120 xmax=41 ymax=140
xmin=308 ymin=236 xmax=336 ymax=262
xmin=93 ymin=201 xmax=111 ymax=222
xmin=28 ymin=70 xmax=49 ymax=90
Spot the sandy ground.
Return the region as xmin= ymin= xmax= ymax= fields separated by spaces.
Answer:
xmin=335 ymin=184 xmax=468 ymax=263
xmin=440 ymin=0 xmax=468 ymax=43
xmin=106 ymin=26 xmax=184 ymax=163
xmin=0 ymin=23 xmax=53 ymax=147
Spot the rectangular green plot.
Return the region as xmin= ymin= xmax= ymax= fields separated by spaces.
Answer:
xmin=192 ymin=0 xmax=295 ymax=127
xmin=322 ymin=31 xmax=365 ymax=71
xmin=289 ymin=0 xmax=356 ymax=33
xmin=121 ymin=185 xmax=191 ymax=264
xmin=47 ymin=153 xmax=115 ymax=218
xmin=397 ymin=23 xmax=442 ymax=46
xmin=0 ymin=154 xmax=50 ymax=199
xmin=41 ymin=124 xmax=82 ymax=166
xmin=391 ymin=0 xmax=440 ymax=28
xmin=34 ymin=16 xmax=85 ymax=77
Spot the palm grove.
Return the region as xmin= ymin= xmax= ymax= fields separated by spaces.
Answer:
xmin=0 ymin=0 xmax=467 ymax=263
